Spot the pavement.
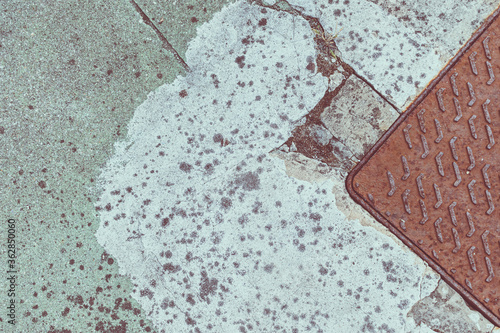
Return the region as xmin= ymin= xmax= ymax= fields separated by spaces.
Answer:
xmin=1 ymin=0 xmax=499 ymax=332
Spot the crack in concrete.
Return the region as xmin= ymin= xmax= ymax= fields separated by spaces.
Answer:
xmin=129 ymin=0 xmax=190 ymax=71
xmin=247 ymin=3 xmax=499 ymax=330
xmin=251 ymin=0 xmax=359 ymax=170
xmin=352 ymin=71 xmax=401 ymax=114
xmin=251 ymin=0 xmax=402 ymax=114
xmin=253 ymin=0 xmax=400 ymax=169
xmin=250 ymin=0 xmax=322 ymax=30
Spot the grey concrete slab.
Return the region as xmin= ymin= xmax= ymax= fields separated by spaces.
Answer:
xmin=93 ymin=0 xmax=500 ymax=330
xmin=320 ymin=75 xmax=400 ymax=159
xmin=0 ymin=0 xmax=187 ymax=331
xmin=365 ymin=0 xmax=499 ymax=59
xmin=133 ymin=0 xmax=236 ymax=60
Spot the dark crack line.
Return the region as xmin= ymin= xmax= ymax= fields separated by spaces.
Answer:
xmin=251 ymin=0 xmax=323 ymax=31
xmin=254 ymin=0 xmax=399 ymax=169
xmin=129 ymin=0 xmax=190 ymax=71
xmin=352 ymin=71 xmax=401 ymax=113
xmin=252 ymin=0 xmax=401 ymax=114
xmin=270 ymin=72 xmax=360 ymax=172
xmin=253 ymin=0 xmax=358 ymax=170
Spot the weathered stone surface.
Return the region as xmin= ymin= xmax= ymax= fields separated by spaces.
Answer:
xmin=285 ymin=120 xmax=355 ymax=169
xmin=409 ymin=279 xmax=496 ymax=333
xmin=94 ymin=1 xmax=445 ymax=331
xmin=365 ymin=0 xmax=499 ymax=59
xmin=287 ymin=0 xmax=498 ymax=108
xmin=329 ymin=69 xmax=347 ymax=92
xmin=309 ymin=123 xmax=332 ymax=145
xmin=0 ymin=0 xmax=187 ymax=331
xmin=89 ymin=0 xmax=500 ymax=331
xmin=320 ymin=75 xmax=399 ymax=159
xmin=287 ymin=0 xmax=443 ymax=108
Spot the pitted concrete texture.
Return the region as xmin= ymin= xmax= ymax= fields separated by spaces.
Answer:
xmin=0 ymin=0 xmax=189 ymax=331
xmin=91 ymin=0 xmax=500 ymax=331
xmin=409 ymin=279 xmax=496 ymax=333
xmin=364 ymin=0 xmax=500 ymax=59
xmin=273 ymin=150 xmax=500 ymax=333
xmin=320 ymin=75 xmax=400 ymax=159
xmin=99 ymin=146 xmax=439 ymax=332
xmin=4 ymin=0 xmax=498 ymax=331
xmin=92 ymin=1 xmax=461 ymax=332
xmin=285 ymin=0 xmax=499 ymax=109
xmin=132 ymin=0 xmax=235 ymax=60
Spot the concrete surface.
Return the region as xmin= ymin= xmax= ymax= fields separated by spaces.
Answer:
xmin=320 ymin=75 xmax=399 ymax=159
xmin=1 ymin=0 xmax=499 ymax=332
xmin=132 ymin=0 xmax=234 ymax=60
xmin=0 ymin=0 xmax=229 ymax=331
xmin=286 ymin=0 xmax=500 ymax=109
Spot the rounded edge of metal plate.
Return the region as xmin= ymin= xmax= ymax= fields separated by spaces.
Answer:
xmin=346 ymin=5 xmax=500 ymax=328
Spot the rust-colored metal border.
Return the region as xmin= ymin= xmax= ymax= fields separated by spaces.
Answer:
xmin=346 ymin=5 xmax=500 ymax=328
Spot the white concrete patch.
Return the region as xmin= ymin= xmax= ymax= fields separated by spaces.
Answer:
xmin=96 ymin=0 xmax=327 ymax=275
xmin=287 ymin=0 xmax=443 ymax=108
xmin=364 ymin=0 xmax=499 ymax=59
xmin=95 ymin=0 xmax=443 ymax=332
xmin=328 ymin=70 xmax=346 ymax=91
xmin=287 ymin=0 xmax=498 ymax=109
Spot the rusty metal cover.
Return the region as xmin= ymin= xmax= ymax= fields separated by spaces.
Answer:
xmin=346 ymin=8 xmax=500 ymax=327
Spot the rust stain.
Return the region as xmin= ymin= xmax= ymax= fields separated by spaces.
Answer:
xmin=347 ymin=6 xmax=500 ymax=328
